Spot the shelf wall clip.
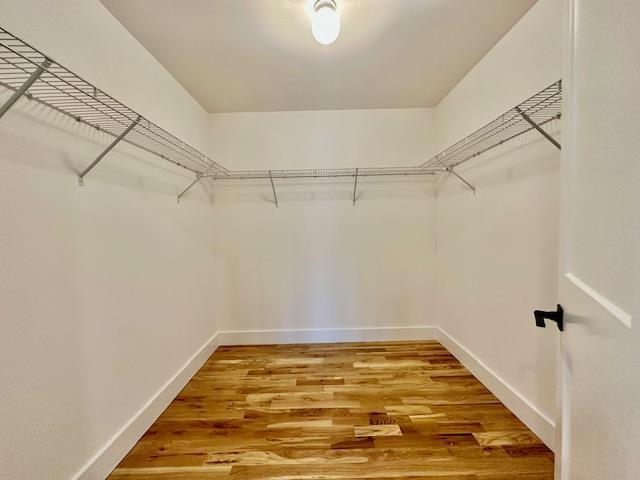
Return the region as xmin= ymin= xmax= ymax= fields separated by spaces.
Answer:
xmin=352 ymin=168 xmax=359 ymax=206
xmin=0 ymin=58 xmax=51 ymax=120
xmin=447 ymin=166 xmax=476 ymax=194
xmin=78 ymin=115 xmax=141 ymax=186
xmin=515 ymin=106 xmax=561 ymax=150
xmin=269 ymin=170 xmax=278 ymax=207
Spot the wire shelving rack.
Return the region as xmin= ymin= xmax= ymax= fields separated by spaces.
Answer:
xmin=0 ymin=27 xmax=228 ymax=183
xmin=421 ymin=82 xmax=561 ymax=171
xmin=0 ymin=26 xmax=561 ymax=203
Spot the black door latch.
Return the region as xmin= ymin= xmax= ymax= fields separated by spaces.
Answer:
xmin=534 ymin=304 xmax=564 ymax=331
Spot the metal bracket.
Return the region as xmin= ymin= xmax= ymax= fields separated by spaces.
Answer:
xmin=269 ymin=170 xmax=278 ymax=208
xmin=78 ymin=115 xmax=141 ymax=185
xmin=177 ymin=166 xmax=218 ymax=203
xmin=352 ymin=168 xmax=359 ymax=206
xmin=177 ymin=173 xmax=203 ymax=203
xmin=447 ymin=167 xmax=476 ymax=194
xmin=515 ymin=106 xmax=561 ymax=150
xmin=0 ymin=58 xmax=51 ymax=119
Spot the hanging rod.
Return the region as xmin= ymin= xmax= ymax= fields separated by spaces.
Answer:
xmin=0 ymin=26 xmax=561 ymax=192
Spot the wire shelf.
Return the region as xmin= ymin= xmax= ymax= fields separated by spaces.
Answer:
xmin=207 ymin=166 xmax=444 ymax=180
xmin=0 ymin=27 xmax=228 ymax=175
xmin=0 ymin=26 xmax=561 ymax=188
xmin=421 ymin=81 xmax=562 ymax=170
xmin=201 ymin=82 xmax=561 ymax=182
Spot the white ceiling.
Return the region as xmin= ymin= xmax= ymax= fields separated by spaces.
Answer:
xmin=100 ymin=0 xmax=536 ymax=113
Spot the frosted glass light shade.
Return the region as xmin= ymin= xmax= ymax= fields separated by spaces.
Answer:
xmin=311 ymin=0 xmax=340 ymax=45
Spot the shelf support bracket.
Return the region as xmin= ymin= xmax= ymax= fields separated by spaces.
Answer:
xmin=0 ymin=58 xmax=51 ymax=120
xmin=177 ymin=173 xmax=203 ymax=203
xmin=447 ymin=167 xmax=476 ymax=194
xmin=352 ymin=168 xmax=359 ymax=206
xmin=269 ymin=170 xmax=278 ymax=208
xmin=515 ymin=106 xmax=561 ymax=150
xmin=177 ymin=166 xmax=217 ymax=203
xmin=78 ymin=115 xmax=141 ymax=185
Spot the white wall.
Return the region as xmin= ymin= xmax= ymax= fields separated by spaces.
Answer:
xmin=0 ymin=2 xmax=224 ymax=480
xmin=208 ymin=109 xmax=438 ymax=335
xmin=0 ymin=0 xmax=209 ymax=151
xmin=0 ymin=1 xmax=565 ymax=478
xmin=434 ymin=0 xmax=563 ymax=447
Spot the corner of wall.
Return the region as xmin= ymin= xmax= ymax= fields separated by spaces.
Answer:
xmin=437 ymin=327 xmax=556 ymax=450
xmin=72 ymin=331 xmax=221 ymax=480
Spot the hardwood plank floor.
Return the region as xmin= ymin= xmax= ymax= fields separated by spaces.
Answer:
xmin=108 ymin=341 xmax=553 ymax=479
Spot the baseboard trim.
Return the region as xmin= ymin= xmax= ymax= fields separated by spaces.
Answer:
xmin=74 ymin=324 xmax=555 ymax=479
xmin=217 ymin=325 xmax=439 ymax=345
xmin=436 ymin=326 xmax=556 ymax=450
xmin=71 ymin=325 xmax=436 ymax=480
xmin=72 ymin=331 xmax=221 ymax=480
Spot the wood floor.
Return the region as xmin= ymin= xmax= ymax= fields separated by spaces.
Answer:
xmin=108 ymin=341 xmax=553 ymax=479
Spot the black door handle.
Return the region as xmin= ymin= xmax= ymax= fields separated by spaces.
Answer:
xmin=534 ymin=304 xmax=564 ymax=331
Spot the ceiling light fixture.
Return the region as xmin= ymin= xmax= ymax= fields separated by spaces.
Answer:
xmin=311 ymin=0 xmax=340 ymax=45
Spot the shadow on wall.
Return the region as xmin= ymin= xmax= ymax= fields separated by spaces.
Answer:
xmin=209 ymin=177 xmax=436 ymax=206
xmin=435 ymin=132 xmax=561 ymax=422
xmin=1 ymin=101 xmax=225 ymax=479
xmin=438 ymin=123 xmax=561 ymax=194
xmin=0 ymin=94 xmax=199 ymax=200
xmin=2 ymin=91 xmax=438 ymax=208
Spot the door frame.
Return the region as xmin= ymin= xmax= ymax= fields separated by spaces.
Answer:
xmin=555 ymin=0 xmax=576 ymax=478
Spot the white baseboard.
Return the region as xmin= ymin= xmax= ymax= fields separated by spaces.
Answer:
xmin=436 ymin=326 xmax=556 ymax=450
xmin=71 ymin=325 xmax=436 ymax=480
xmin=217 ymin=325 xmax=439 ymax=345
xmin=72 ymin=331 xmax=221 ymax=480
xmin=74 ymin=324 xmax=555 ymax=479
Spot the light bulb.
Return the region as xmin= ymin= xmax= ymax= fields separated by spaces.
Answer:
xmin=311 ymin=0 xmax=340 ymax=45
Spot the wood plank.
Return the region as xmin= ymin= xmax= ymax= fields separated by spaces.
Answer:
xmin=473 ymin=431 xmax=544 ymax=446
xmin=354 ymin=424 xmax=403 ymax=437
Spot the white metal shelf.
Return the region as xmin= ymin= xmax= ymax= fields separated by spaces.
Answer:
xmin=421 ymin=81 xmax=561 ymax=171
xmin=0 ymin=27 xmax=228 ymax=182
xmin=0 ymin=26 xmax=561 ymax=203
xmin=209 ymin=166 xmax=443 ymax=180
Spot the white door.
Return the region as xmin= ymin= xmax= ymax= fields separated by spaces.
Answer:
xmin=556 ymin=1 xmax=640 ymax=479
